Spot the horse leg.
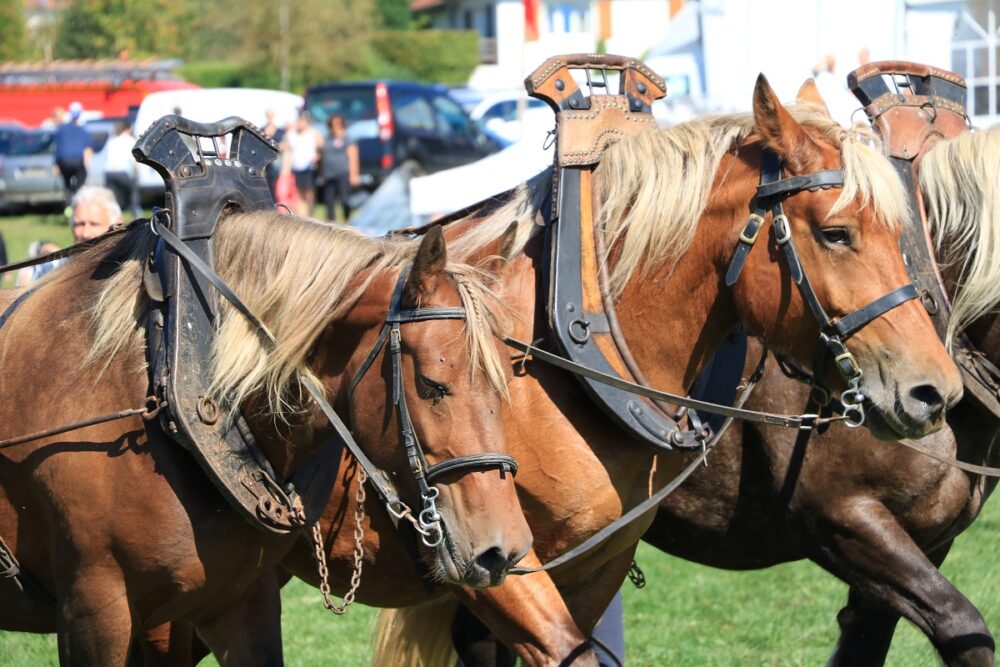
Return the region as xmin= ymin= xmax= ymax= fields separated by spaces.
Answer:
xmin=455 ymin=550 xmax=598 ymax=666
xmin=56 ymin=568 xmax=134 ymax=666
xmin=817 ymin=506 xmax=993 ymax=667
xmin=194 ymin=569 xmax=283 ymax=667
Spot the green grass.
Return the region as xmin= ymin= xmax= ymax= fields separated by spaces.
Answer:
xmin=1 ymin=211 xmax=998 ymax=665
xmin=2 ymin=504 xmax=998 ymax=665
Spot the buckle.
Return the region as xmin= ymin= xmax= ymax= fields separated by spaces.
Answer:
xmin=773 ymin=214 xmax=791 ymax=244
xmin=834 ymin=350 xmax=862 ymax=379
xmin=739 ymin=214 xmax=765 ymax=245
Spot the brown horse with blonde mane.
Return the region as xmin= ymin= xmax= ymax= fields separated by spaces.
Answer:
xmin=638 ymin=123 xmax=1000 ymax=667
xmin=321 ymin=75 xmax=964 ymax=664
xmin=0 ymin=210 xmax=531 ymax=664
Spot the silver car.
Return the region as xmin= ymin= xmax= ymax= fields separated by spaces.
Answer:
xmin=0 ymin=121 xmax=114 ymax=213
xmin=0 ymin=130 xmax=63 ymax=211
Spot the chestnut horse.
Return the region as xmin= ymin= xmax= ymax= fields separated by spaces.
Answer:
xmin=640 ymin=124 xmax=1000 ymax=667
xmin=0 ymin=211 xmax=530 ymax=664
xmin=349 ymin=76 xmax=964 ymax=665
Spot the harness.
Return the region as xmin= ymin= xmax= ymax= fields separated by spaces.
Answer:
xmin=725 ymin=148 xmax=919 ymax=426
xmin=0 ymin=116 xmax=518 ymax=603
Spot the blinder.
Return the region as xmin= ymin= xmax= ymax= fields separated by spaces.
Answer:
xmin=726 ymin=148 xmax=919 ymax=426
xmin=347 ymin=269 xmax=518 ymax=548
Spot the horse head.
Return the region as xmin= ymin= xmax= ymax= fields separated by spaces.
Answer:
xmin=312 ymin=225 xmax=532 ymax=589
xmin=727 ymin=75 xmax=962 ymax=438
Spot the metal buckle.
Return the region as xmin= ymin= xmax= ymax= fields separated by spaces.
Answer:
xmin=739 ymin=214 xmax=765 ymax=244
xmin=840 ymin=374 xmax=866 ymax=428
xmin=834 ymin=350 xmax=862 ymax=380
xmin=773 ymin=214 xmax=791 ymax=244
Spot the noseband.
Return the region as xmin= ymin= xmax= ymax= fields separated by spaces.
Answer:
xmin=347 ymin=269 xmax=518 ymax=547
xmin=726 ymin=148 xmax=918 ymax=426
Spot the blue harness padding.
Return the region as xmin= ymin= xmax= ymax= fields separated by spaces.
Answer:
xmin=688 ymin=327 xmax=749 ymax=434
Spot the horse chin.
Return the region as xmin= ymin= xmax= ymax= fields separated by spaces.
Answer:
xmin=862 ymin=398 xmax=942 ymax=441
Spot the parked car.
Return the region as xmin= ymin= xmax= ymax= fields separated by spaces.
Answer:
xmin=468 ymin=91 xmax=549 ymax=147
xmin=0 ymin=119 xmax=119 ymax=213
xmin=0 ymin=129 xmax=63 ymax=211
xmin=304 ymin=81 xmax=501 ymax=190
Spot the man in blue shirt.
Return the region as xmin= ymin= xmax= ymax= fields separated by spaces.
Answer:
xmin=53 ymin=102 xmax=93 ymax=205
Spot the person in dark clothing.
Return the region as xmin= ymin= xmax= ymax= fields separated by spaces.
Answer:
xmin=0 ymin=231 xmax=7 ymax=267
xmin=53 ymin=102 xmax=93 ymax=205
xmin=319 ymin=115 xmax=359 ymax=222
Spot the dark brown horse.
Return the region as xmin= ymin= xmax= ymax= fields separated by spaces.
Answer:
xmin=0 ymin=211 xmax=531 ymax=665
xmin=360 ymin=75 xmax=964 ymax=665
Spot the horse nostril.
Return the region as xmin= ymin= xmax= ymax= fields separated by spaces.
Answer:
xmin=472 ymin=546 xmax=509 ymax=585
xmin=909 ymin=383 xmax=945 ymax=421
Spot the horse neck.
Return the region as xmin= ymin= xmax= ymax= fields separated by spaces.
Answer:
xmin=242 ymin=274 xmax=391 ymax=481
xmin=605 ymin=155 xmax=750 ymax=393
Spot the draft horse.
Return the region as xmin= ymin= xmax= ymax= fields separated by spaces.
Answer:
xmin=642 ymin=122 xmax=1000 ymax=667
xmin=0 ymin=209 xmax=531 ymax=665
xmin=356 ymin=73 xmax=963 ymax=664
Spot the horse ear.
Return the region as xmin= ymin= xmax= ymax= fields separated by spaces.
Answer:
xmin=753 ymin=73 xmax=821 ymax=173
xmin=406 ymin=225 xmax=447 ymax=304
xmin=796 ymin=78 xmax=832 ymax=118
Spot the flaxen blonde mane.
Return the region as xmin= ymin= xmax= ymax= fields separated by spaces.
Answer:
xmin=920 ymin=124 xmax=1000 ymax=347
xmin=451 ymin=106 xmax=908 ymax=299
xmin=81 ymin=211 xmax=511 ymax=417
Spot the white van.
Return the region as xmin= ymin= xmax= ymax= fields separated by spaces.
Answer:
xmin=133 ymin=88 xmax=303 ymax=201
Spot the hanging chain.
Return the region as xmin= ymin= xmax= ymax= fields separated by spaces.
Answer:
xmin=313 ymin=468 xmax=367 ymax=615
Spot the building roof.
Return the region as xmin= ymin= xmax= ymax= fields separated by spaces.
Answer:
xmin=410 ymin=0 xmax=446 ymax=11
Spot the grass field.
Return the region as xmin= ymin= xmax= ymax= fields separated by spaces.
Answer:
xmin=1 ymin=212 xmax=998 ymax=665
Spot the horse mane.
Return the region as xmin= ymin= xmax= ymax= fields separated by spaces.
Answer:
xmin=449 ymin=105 xmax=908 ymax=299
xmin=73 ymin=211 xmax=510 ymax=418
xmin=920 ymin=124 xmax=1000 ymax=348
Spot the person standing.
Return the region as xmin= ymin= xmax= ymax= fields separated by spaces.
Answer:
xmin=261 ymin=109 xmax=286 ymax=201
xmin=281 ymin=111 xmax=322 ymax=216
xmin=319 ymin=115 xmax=360 ymax=222
xmin=103 ymin=122 xmax=140 ymax=218
xmin=53 ymin=102 xmax=93 ymax=206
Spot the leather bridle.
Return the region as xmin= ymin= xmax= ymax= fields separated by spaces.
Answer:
xmin=725 ymin=148 xmax=919 ymax=427
xmin=345 ymin=268 xmax=518 ymax=547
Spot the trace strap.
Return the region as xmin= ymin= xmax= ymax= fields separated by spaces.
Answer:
xmin=510 ymin=349 xmax=768 ymax=574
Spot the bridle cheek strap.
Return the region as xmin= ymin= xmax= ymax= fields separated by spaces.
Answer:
xmin=345 ymin=269 xmax=518 ymax=546
xmin=725 ymin=148 xmax=919 ymax=391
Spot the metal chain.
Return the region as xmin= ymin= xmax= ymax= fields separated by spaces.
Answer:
xmin=313 ymin=468 xmax=367 ymax=615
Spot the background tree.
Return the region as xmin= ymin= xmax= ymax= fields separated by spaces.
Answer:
xmin=376 ymin=0 xmax=412 ymax=29
xmin=0 ymin=0 xmax=27 ymax=61
xmin=55 ymin=0 xmax=195 ymax=60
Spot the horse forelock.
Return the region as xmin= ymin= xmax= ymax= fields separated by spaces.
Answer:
xmin=596 ymin=106 xmax=907 ymax=299
xmin=920 ymin=124 xmax=1000 ymax=348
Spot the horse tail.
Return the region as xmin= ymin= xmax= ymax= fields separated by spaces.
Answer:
xmin=372 ymin=599 xmax=459 ymax=667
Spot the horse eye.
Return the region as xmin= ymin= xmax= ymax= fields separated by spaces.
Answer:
xmin=416 ymin=375 xmax=449 ymax=402
xmin=821 ymin=227 xmax=851 ymax=246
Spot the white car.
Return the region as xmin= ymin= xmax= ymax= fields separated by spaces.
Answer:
xmin=469 ymin=92 xmax=550 ymax=146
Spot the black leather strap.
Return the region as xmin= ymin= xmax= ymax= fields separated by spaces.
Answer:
xmin=425 ymin=453 xmax=518 ymax=484
xmin=756 ymin=169 xmax=845 ymax=200
xmin=830 ymin=283 xmax=918 ymax=337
